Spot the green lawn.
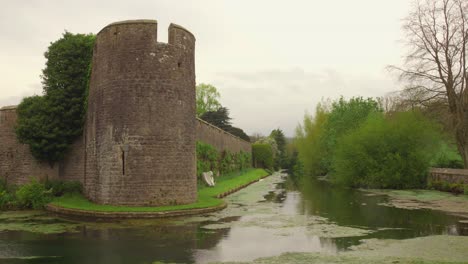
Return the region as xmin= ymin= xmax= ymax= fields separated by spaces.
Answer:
xmin=50 ymin=168 xmax=269 ymax=212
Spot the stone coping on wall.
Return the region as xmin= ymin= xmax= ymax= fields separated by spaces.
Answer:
xmin=429 ymin=167 xmax=468 ymax=185
xmin=430 ymin=168 xmax=468 ymax=176
xmin=46 ymin=202 xmax=227 ymax=219
xmin=45 ymin=173 xmax=270 ymax=219
xmin=196 ymin=117 xmax=251 ymax=144
xmin=0 ymin=105 xmax=17 ymax=111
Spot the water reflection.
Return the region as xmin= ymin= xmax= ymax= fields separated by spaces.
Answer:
xmin=295 ymin=177 xmax=468 ymax=238
xmin=0 ymin=173 xmax=467 ymax=264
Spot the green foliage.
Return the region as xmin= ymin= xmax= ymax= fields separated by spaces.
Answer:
xmin=220 ymin=151 xmax=234 ymax=175
xmin=322 ymin=97 xmax=382 ymax=171
xmin=295 ymin=103 xmax=329 ymax=176
xmin=252 ymin=143 xmax=274 ymax=169
xmin=196 ymin=83 xmax=222 ymax=117
xmin=270 ymin=129 xmax=288 ymax=169
xmin=431 ymin=142 xmax=464 ymax=169
xmin=224 ymin=126 xmax=251 ymax=142
xmin=428 ymin=180 xmax=468 ymax=195
xmin=238 ymin=151 xmax=252 ymax=171
xmin=200 ymin=107 xmax=231 ymax=129
xmin=45 ymin=180 xmax=82 ymax=197
xmin=200 ymin=107 xmax=250 ymax=141
xmin=15 ymin=32 xmax=95 ymax=163
xmin=196 ymin=141 xmax=219 ymax=177
xmin=0 ymin=190 xmax=15 ymax=210
xmin=332 ymin=111 xmax=443 ymax=189
xmin=196 ymin=141 xmax=252 ymax=178
xmin=15 ymin=179 xmax=52 ymax=209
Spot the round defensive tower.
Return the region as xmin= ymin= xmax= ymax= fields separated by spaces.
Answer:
xmin=84 ymin=20 xmax=196 ymax=206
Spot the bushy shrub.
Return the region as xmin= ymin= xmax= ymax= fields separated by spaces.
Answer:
xmin=196 ymin=141 xmax=252 ymax=178
xmin=332 ymin=111 xmax=442 ymax=189
xmin=15 ymin=179 xmax=52 ymax=209
xmin=429 ymin=180 xmax=468 ymax=194
xmin=196 ymin=142 xmax=219 ymax=177
xmin=252 ymin=144 xmax=273 ymax=169
xmin=45 ymin=180 xmax=82 ymax=197
xmin=0 ymin=190 xmax=15 ymax=210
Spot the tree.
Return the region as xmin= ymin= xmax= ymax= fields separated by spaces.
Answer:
xmin=16 ymin=32 xmax=95 ymax=163
xmin=225 ymin=126 xmax=251 ymax=142
xmin=321 ymin=97 xmax=382 ymax=171
xmin=391 ymin=0 xmax=468 ymax=167
xmin=200 ymin=107 xmax=250 ymax=141
xmin=270 ymin=128 xmax=287 ymax=168
xmin=200 ymin=107 xmax=232 ymax=130
xmin=196 ymin=83 xmax=221 ymax=117
xmin=333 ymin=111 xmax=443 ymax=188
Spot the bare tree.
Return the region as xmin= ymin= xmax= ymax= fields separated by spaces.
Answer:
xmin=391 ymin=0 xmax=468 ymax=167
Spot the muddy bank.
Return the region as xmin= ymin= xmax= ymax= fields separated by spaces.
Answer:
xmin=364 ymin=189 xmax=468 ymax=218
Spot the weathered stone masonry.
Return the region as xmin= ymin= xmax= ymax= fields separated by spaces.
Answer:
xmin=84 ymin=20 xmax=197 ymax=206
xmin=0 ymin=19 xmax=252 ymax=206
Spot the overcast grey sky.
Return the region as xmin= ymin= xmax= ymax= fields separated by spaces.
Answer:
xmin=0 ymin=0 xmax=411 ymax=136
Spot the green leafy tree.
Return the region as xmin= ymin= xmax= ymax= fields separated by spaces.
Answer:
xmin=333 ymin=111 xmax=443 ymax=189
xmin=196 ymin=83 xmax=221 ymax=117
xmin=270 ymin=128 xmax=287 ymax=169
xmin=252 ymin=143 xmax=274 ymax=169
xmin=16 ymin=32 xmax=95 ymax=163
xmin=295 ymin=103 xmax=329 ymax=176
xmin=322 ymin=97 xmax=382 ymax=171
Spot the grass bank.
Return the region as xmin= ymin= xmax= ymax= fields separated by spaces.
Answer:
xmin=49 ymin=168 xmax=269 ymax=213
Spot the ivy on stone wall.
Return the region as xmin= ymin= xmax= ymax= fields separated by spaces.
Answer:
xmin=196 ymin=141 xmax=252 ymax=178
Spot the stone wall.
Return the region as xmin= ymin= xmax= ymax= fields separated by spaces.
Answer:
xmin=0 ymin=106 xmax=58 ymax=185
xmin=429 ymin=168 xmax=468 ymax=184
xmin=84 ymin=20 xmax=197 ymax=206
xmin=196 ymin=118 xmax=252 ymax=153
xmin=58 ymin=136 xmax=85 ymax=183
xmin=0 ymin=19 xmax=252 ymax=207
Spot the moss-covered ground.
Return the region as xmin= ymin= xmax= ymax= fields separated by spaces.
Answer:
xmin=49 ymin=168 xmax=269 ymax=212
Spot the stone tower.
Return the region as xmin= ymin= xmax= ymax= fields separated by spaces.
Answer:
xmin=84 ymin=20 xmax=197 ymax=206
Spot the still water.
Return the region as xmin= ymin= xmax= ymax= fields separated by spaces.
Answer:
xmin=0 ymin=172 xmax=467 ymax=264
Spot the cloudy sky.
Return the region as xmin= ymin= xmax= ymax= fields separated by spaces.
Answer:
xmin=0 ymin=0 xmax=411 ymax=136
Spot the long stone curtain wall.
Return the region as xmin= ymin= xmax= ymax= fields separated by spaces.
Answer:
xmin=0 ymin=108 xmax=252 ymax=187
xmin=0 ymin=106 xmax=58 ymax=185
xmin=196 ymin=118 xmax=252 ymax=153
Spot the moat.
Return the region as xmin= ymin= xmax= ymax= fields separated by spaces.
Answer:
xmin=1 ymin=172 xmax=467 ymax=264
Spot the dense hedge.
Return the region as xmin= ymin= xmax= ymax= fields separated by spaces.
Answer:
xmin=252 ymin=143 xmax=274 ymax=170
xmin=196 ymin=141 xmax=252 ymax=177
